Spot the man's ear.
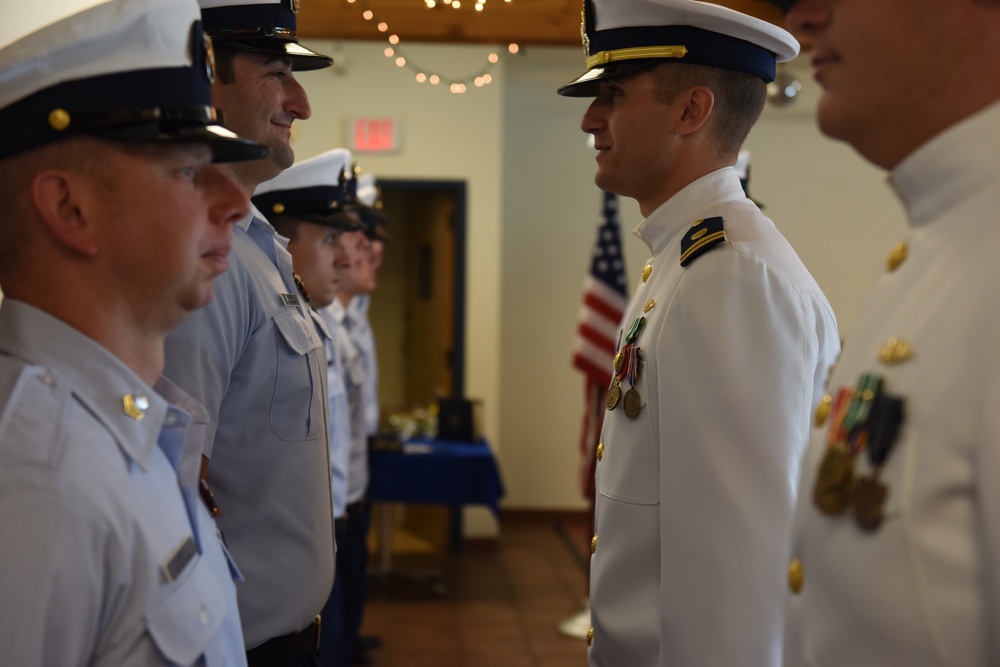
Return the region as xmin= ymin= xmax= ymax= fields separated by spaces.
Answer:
xmin=675 ymin=85 xmax=716 ymax=136
xmin=29 ymin=169 xmax=100 ymax=257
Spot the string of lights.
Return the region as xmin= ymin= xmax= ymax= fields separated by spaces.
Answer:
xmin=344 ymin=0 xmax=520 ymax=93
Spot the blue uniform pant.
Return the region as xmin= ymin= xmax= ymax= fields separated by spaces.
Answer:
xmin=318 ymin=501 xmax=370 ymax=667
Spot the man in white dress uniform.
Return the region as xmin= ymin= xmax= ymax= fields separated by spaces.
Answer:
xmin=764 ymin=0 xmax=1000 ymax=665
xmin=558 ymin=0 xmax=841 ymax=664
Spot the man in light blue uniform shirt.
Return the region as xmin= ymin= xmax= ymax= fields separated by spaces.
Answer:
xmin=323 ymin=174 xmax=387 ymax=666
xmin=0 ymin=0 xmax=264 ymax=664
xmin=351 ymin=172 xmax=388 ymax=441
xmin=162 ymin=2 xmax=337 ymax=664
xmin=253 ymin=148 xmax=364 ymax=667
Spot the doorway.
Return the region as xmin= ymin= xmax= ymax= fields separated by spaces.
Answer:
xmin=367 ymin=179 xmax=469 ymax=560
xmin=368 ymin=179 xmax=467 ymax=420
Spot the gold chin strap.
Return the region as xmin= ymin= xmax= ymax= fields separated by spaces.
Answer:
xmin=586 ymin=45 xmax=688 ymax=68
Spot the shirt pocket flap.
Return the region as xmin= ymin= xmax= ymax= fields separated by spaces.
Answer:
xmin=273 ymin=309 xmax=323 ymax=357
xmin=146 ymin=555 xmax=227 ymax=665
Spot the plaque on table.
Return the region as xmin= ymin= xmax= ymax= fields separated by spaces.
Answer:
xmin=437 ymin=398 xmax=482 ymax=443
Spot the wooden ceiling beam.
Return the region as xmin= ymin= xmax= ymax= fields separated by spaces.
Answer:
xmin=298 ymin=0 xmax=791 ymax=47
xmin=298 ymin=0 xmax=582 ymax=46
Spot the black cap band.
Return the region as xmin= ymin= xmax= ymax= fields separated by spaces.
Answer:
xmin=201 ymin=2 xmax=297 ymax=38
xmin=252 ymin=184 xmax=354 ymax=216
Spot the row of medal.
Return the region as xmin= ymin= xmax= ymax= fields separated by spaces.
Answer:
xmin=812 ymin=371 xmax=905 ymax=531
xmin=606 ymin=316 xmax=646 ymax=420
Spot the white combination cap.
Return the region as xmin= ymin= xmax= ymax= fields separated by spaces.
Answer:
xmin=0 ymin=0 xmax=266 ymax=162
xmin=198 ymin=0 xmax=332 ymax=71
xmin=559 ymin=0 xmax=799 ymax=96
xmin=253 ymin=148 xmax=364 ymax=230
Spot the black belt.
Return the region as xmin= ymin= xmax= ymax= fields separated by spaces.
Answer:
xmin=246 ymin=615 xmax=321 ymax=667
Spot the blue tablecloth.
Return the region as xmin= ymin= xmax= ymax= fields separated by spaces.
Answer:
xmin=369 ymin=437 xmax=505 ymax=514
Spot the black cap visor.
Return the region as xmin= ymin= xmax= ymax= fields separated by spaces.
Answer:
xmin=558 ymin=58 xmax=663 ymax=97
xmin=171 ymin=123 xmax=268 ymax=163
xmin=78 ymin=108 xmax=268 ymax=163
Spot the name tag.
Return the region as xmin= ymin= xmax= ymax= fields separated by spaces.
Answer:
xmin=161 ymin=536 xmax=198 ymax=582
xmin=280 ymin=293 xmax=301 ymax=307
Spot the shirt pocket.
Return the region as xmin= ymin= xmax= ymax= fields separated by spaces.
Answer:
xmin=597 ymin=356 xmax=659 ymax=505
xmin=145 ymin=553 xmax=228 ymax=666
xmin=270 ymin=309 xmax=324 ymax=441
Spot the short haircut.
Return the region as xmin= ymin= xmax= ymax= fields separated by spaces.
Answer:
xmin=213 ymin=43 xmax=239 ymax=85
xmin=651 ymin=62 xmax=766 ymax=157
xmin=269 ymin=213 xmax=302 ymax=241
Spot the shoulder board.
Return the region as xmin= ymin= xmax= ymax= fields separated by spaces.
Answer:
xmin=680 ymin=216 xmax=727 ymax=267
xmin=0 ymin=364 xmax=71 ymax=468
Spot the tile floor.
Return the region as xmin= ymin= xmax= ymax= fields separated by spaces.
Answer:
xmin=360 ymin=512 xmax=591 ymax=667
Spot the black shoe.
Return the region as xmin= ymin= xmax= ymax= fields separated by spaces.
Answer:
xmin=360 ymin=635 xmax=382 ymax=651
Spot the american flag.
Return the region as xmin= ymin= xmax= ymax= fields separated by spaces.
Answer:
xmin=571 ymin=191 xmax=629 ymax=498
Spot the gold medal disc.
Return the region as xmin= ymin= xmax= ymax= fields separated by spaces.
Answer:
xmin=852 ymin=475 xmax=888 ymax=531
xmin=812 ymin=443 xmax=855 ymax=516
xmin=623 ymin=388 xmax=641 ymax=419
xmin=606 ymin=382 xmax=621 ymax=411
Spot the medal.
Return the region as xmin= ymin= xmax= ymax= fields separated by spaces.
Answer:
xmin=607 ymin=319 xmax=645 ymax=416
xmin=623 ymin=387 xmax=641 ymax=418
xmin=852 ymin=474 xmax=888 ymax=531
xmin=813 ymin=442 xmax=855 ymax=515
xmin=851 ymin=393 xmax=904 ymax=531
xmin=606 ymin=381 xmax=621 ymax=411
xmin=622 ymin=346 xmax=642 ymax=418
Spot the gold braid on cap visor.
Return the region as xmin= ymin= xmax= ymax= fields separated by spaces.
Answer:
xmin=586 ymin=45 xmax=688 ymax=68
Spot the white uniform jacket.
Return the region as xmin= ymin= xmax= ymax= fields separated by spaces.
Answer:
xmin=589 ymin=166 xmax=840 ymax=667
xmin=784 ymin=101 xmax=1000 ymax=667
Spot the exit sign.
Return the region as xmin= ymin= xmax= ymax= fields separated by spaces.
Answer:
xmin=350 ymin=118 xmax=400 ymax=153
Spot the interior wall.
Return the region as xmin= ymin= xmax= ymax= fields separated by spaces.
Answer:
xmin=290 ymin=39 xmax=909 ymax=519
xmin=498 ymin=47 xmax=908 ymax=510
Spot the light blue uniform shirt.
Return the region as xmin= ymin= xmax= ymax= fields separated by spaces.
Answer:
xmin=328 ymin=300 xmax=368 ymax=505
xmin=348 ymin=295 xmax=380 ymax=437
xmin=0 ymin=300 xmax=247 ymax=667
xmin=320 ymin=305 xmax=351 ymax=519
xmin=163 ymin=208 xmax=335 ymax=649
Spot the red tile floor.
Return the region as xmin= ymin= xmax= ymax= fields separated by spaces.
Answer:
xmin=359 ymin=511 xmax=592 ymax=667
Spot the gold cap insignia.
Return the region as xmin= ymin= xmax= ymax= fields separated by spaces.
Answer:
xmin=48 ymin=109 xmax=71 ymax=131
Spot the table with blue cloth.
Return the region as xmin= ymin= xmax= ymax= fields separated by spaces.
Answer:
xmin=369 ymin=436 xmax=505 ymax=572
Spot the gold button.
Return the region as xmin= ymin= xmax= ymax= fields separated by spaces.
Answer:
xmin=641 ymin=265 xmax=652 ymax=282
xmin=272 ymin=202 xmax=286 ymax=214
xmin=587 ymin=627 xmax=594 ymax=646
xmin=878 ymin=336 xmax=915 ymax=366
xmin=643 ymin=298 xmax=656 ymax=313
xmin=814 ymin=394 xmax=832 ymax=428
xmin=591 ymin=535 xmax=597 ymax=554
xmin=596 ymin=442 xmax=604 ymax=460
xmin=788 ymin=558 xmax=804 ymax=594
xmin=886 ymin=241 xmax=908 ymax=272
xmin=48 ymin=108 xmax=71 ymax=131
